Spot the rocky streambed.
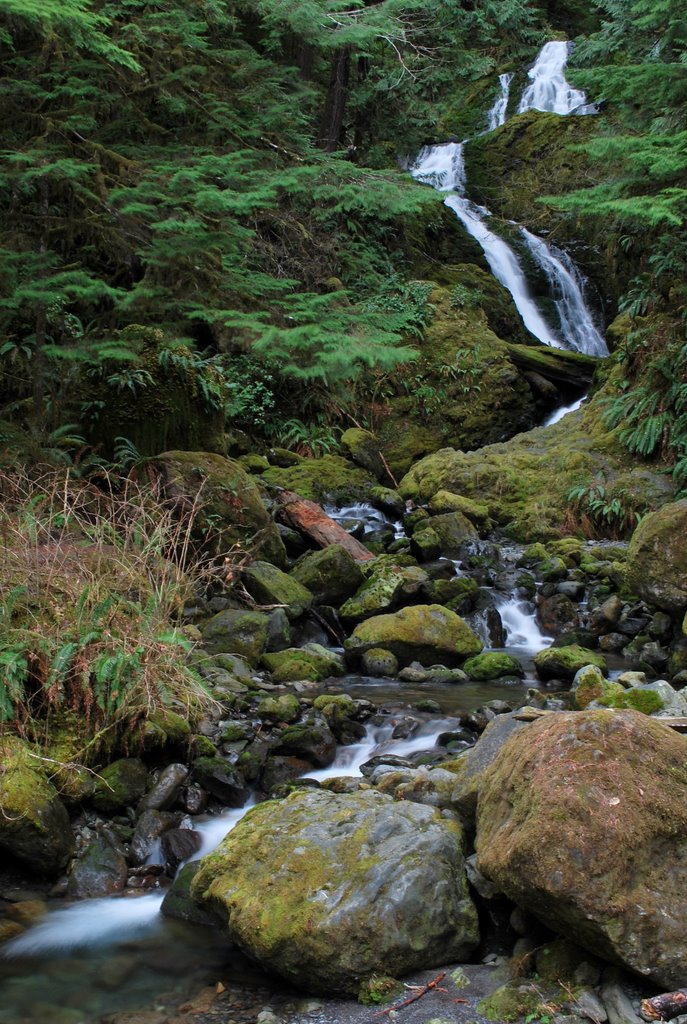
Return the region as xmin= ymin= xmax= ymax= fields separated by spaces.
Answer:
xmin=1 ymin=456 xmax=687 ymax=1024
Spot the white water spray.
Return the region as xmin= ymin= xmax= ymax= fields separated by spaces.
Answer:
xmin=486 ymin=72 xmax=514 ymax=132
xmin=518 ymin=41 xmax=587 ymax=115
xmin=497 ymin=596 xmax=552 ymax=653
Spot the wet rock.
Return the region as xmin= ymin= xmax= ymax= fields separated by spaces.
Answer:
xmin=557 ymin=581 xmax=586 ymax=601
xmin=266 ymin=608 xmax=291 ymax=652
xmin=178 ymin=783 xmax=208 ymax=815
xmin=340 ymin=563 xmax=428 ymax=623
xmin=92 ymin=759 xmax=149 ymax=815
xmin=138 ymin=764 xmax=189 ymax=813
xmin=476 ymin=710 xmax=687 ymax=989
xmin=450 ymin=712 xmax=529 ymax=822
xmin=161 ymin=862 xmax=217 ymax=926
xmin=67 ymin=835 xmax=128 ymax=897
xmin=463 ymin=652 xmax=524 ymax=680
xmin=345 ymin=604 xmax=482 ymax=668
xmin=191 ymin=788 xmax=479 ymax=995
xmin=538 ymin=593 xmax=579 ymax=635
xmin=262 ymin=644 xmax=345 ymax=683
xmin=534 ymin=645 xmax=606 ymax=681
xmin=421 ymin=511 xmax=479 ymax=555
xmin=369 ymin=485 xmax=405 ymax=518
xmin=130 ymin=809 xmax=177 ymax=866
xmin=289 ymin=545 xmax=365 ymax=606
xmin=242 ymin=561 xmax=313 ymax=621
xmin=201 ymin=608 xmax=270 ymax=665
xmin=261 ymin=755 xmax=313 ymax=794
xmin=0 ymin=736 xmax=74 ymax=876
xmin=160 ymin=828 xmax=202 ymax=872
xmin=361 ymin=647 xmax=399 ymax=677
xmin=273 ymin=713 xmax=337 ymax=768
xmin=191 ymin=758 xmax=249 ymax=807
xmin=257 ymin=694 xmax=301 ymax=723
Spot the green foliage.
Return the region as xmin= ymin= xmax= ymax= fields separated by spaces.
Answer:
xmin=567 ymin=473 xmax=647 ymax=537
xmin=0 ymin=470 xmax=216 ymax=752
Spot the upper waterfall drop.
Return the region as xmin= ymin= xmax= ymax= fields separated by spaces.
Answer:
xmin=517 ymin=40 xmax=587 ymax=115
xmin=486 ymin=72 xmax=514 ymax=132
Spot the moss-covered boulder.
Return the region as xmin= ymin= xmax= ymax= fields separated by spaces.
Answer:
xmin=345 ymin=604 xmax=482 ymax=668
xmin=261 ymin=455 xmax=376 ymax=504
xmin=257 ymin=694 xmax=302 ymax=724
xmin=152 ymin=451 xmax=286 ymax=567
xmin=92 ymin=758 xmax=149 ymax=814
xmin=571 ymin=664 xmax=614 ymax=710
xmin=242 ymin=561 xmax=313 ymax=620
xmin=289 ymin=545 xmax=365 ymax=607
xmin=262 ymin=643 xmax=345 ymax=683
xmin=463 ymin=652 xmax=524 ymax=680
xmin=418 ymin=511 xmax=479 ymax=555
xmin=273 ymin=713 xmax=338 ymax=767
xmin=201 ymin=608 xmax=270 ymax=665
xmin=625 ymin=501 xmax=687 ymax=614
xmin=191 ymin=788 xmax=479 ymax=994
xmin=428 ymin=490 xmax=491 ymax=529
xmin=475 ymin=710 xmax=687 ymax=989
xmin=67 ymin=836 xmax=128 ymax=898
xmin=0 ymin=737 xmax=74 ymax=876
xmin=339 ymin=563 xmax=428 ymax=623
xmin=533 ymin=645 xmax=607 ymax=682
xmin=341 ymin=428 xmax=387 ymax=481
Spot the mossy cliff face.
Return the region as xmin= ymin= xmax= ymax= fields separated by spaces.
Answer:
xmin=475 ymin=710 xmax=687 ymax=989
xmin=464 ymin=110 xmax=628 ymax=308
xmin=152 ymin=450 xmax=286 ymax=567
xmin=399 ymin=397 xmax=675 ymax=541
xmin=0 ymin=737 xmax=74 ymax=876
xmin=191 ymin=788 xmax=478 ymax=994
xmin=375 ymin=283 xmax=540 ymax=477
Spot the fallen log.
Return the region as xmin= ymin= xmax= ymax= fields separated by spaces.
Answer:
xmin=275 ymin=490 xmax=375 ymax=561
xmin=641 ymin=989 xmax=687 ymax=1021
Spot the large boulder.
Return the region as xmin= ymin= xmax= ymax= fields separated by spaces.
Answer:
xmin=533 ymin=645 xmax=606 ymax=681
xmin=0 ymin=737 xmax=74 ymax=875
xmin=625 ymin=500 xmax=687 ymax=613
xmin=200 ymin=608 xmax=269 ymax=664
xmin=152 ymin=451 xmax=287 ymax=567
xmin=475 ymin=710 xmax=687 ymax=989
xmin=241 ymin=561 xmax=313 ymax=620
xmin=345 ymin=604 xmax=482 ymax=667
xmin=289 ymin=545 xmax=365 ymax=606
xmin=339 ymin=563 xmax=428 ymax=623
xmin=191 ymin=788 xmax=479 ymax=994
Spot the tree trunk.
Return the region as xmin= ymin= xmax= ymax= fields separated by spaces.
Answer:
xmin=275 ymin=490 xmax=375 ymax=560
xmin=319 ymin=47 xmax=351 ymax=151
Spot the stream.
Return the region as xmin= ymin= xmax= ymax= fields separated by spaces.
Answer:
xmin=0 ymin=40 xmax=615 ymax=1024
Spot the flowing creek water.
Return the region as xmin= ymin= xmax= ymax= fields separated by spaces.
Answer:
xmin=0 ymin=41 xmax=616 ymax=1024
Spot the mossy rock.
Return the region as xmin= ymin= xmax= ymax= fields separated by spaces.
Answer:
xmin=191 ymin=788 xmax=478 ymax=995
xmin=368 ymin=486 xmax=405 ymax=518
xmin=273 ymin=713 xmax=337 ymax=766
xmin=345 ymin=604 xmax=482 ymax=668
xmin=477 ymin=983 xmax=550 ymax=1023
xmin=261 ymin=455 xmax=376 ymax=504
xmin=534 ymin=645 xmax=606 ymax=682
xmin=571 ymin=664 xmax=614 ymax=710
xmin=289 ymin=545 xmax=365 ymax=607
xmin=257 ymin=694 xmax=301 ymax=723
xmin=420 ymin=511 xmax=478 ymax=555
xmin=237 ymin=453 xmax=270 ymax=474
xmin=361 ymin=647 xmax=399 ymax=677
xmin=341 ymin=428 xmax=386 ymax=481
xmin=201 ymin=608 xmax=270 ymax=665
xmin=242 ymin=561 xmax=313 ymax=620
xmin=625 ymin=500 xmax=687 ymax=614
xmin=475 ymin=710 xmax=687 ymax=989
xmin=0 ymin=736 xmax=74 ymax=876
xmin=152 ymin=451 xmax=286 ymax=567
xmin=428 ymin=490 xmax=491 ymax=528
xmin=425 ymin=576 xmax=480 ymax=614
xmin=92 ymin=758 xmax=149 ymax=814
xmin=262 ymin=644 xmax=345 ymax=683
xmin=312 ymin=694 xmax=357 ymax=720
xmin=398 ymin=393 xmax=675 ymax=542
xmin=463 ymin=652 xmax=524 ymax=680
xmin=340 ymin=563 xmax=428 ymax=623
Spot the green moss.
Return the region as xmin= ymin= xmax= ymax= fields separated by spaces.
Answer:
xmin=262 ymin=644 xmax=345 ymax=683
xmin=358 ymin=974 xmax=402 ymax=1006
xmin=463 ymin=652 xmax=524 ymax=680
xmin=534 ymin=645 xmax=607 ymax=681
xmin=261 ymin=455 xmax=376 ymax=503
xmin=477 ymin=983 xmax=546 ymax=1023
xmin=258 ymin=694 xmax=301 ymax=723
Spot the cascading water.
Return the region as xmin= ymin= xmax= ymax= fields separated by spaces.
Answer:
xmin=543 ymin=393 xmax=586 ymax=426
xmin=485 ymin=72 xmax=514 ymax=131
xmin=411 ymin=144 xmax=564 ymax=348
xmin=517 ymin=40 xmax=587 ymax=115
xmin=520 ymin=228 xmax=607 ymax=356
xmin=409 ymin=41 xmax=606 ymax=357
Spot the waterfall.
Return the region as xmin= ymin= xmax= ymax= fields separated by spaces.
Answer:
xmin=517 ymin=40 xmax=587 ymax=115
xmin=520 ymin=228 xmax=608 ymax=356
xmin=411 ymin=143 xmax=563 ymax=349
xmin=409 ymin=40 xmax=607 ymax=358
xmin=486 ymin=72 xmax=514 ymax=132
